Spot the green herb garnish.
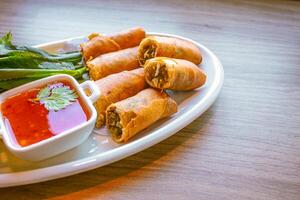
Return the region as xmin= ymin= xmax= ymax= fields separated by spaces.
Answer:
xmin=0 ymin=32 xmax=82 ymax=69
xmin=0 ymin=32 xmax=87 ymax=92
xmin=33 ymin=84 xmax=78 ymax=111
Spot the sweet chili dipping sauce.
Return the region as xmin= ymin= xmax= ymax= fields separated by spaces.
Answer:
xmin=1 ymin=81 xmax=90 ymax=147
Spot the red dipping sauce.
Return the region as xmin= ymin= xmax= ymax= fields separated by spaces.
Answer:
xmin=1 ymin=82 xmax=89 ymax=147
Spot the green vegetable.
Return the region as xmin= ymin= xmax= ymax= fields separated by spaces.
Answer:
xmin=0 ymin=32 xmax=82 ymax=69
xmin=0 ymin=67 xmax=86 ymax=92
xmin=32 ymin=84 xmax=78 ymax=111
xmin=0 ymin=32 xmax=87 ymax=92
xmin=0 ymin=67 xmax=86 ymax=80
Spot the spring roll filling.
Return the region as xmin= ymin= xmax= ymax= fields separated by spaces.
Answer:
xmin=148 ymin=63 xmax=168 ymax=88
xmin=141 ymin=44 xmax=157 ymax=64
xmin=107 ymin=107 xmax=123 ymax=139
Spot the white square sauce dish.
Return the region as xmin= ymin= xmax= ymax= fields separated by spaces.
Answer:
xmin=0 ymin=74 xmax=100 ymax=161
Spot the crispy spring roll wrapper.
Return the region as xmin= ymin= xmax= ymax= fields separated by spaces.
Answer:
xmin=138 ymin=36 xmax=202 ymax=65
xmin=107 ymin=27 xmax=146 ymax=49
xmin=106 ymin=88 xmax=178 ymax=143
xmin=81 ymin=27 xmax=145 ymax=61
xmin=144 ymin=57 xmax=206 ymax=90
xmin=87 ymin=47 xmax=140 ymax=80
xmin=81 ymin=35 xmax=120 ymax=61
xmin=94 ymin=68 xmax=147 ymax=127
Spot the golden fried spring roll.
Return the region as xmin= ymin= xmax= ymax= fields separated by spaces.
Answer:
xmin=106 ymin=88 xmax=178 ymax=143
xmin=87 ymin=47 xmax=140 ymax=80
xmin=144 ymin=57 xmax=206 ymax=90
xmin=107 ymin=27 xmax=146 ymax=49
xmin=94 ymin=68 xmax=147 ymax=127
xmin=138 ymin=36 xmax=202 ymax=65
xmin=81 ymin=27 xmax=145 ymax=61
xmin=81 ymin=35 xmax=121 ymax=61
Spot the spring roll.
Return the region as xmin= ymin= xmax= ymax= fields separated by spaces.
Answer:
xmin=107 ymin=27 xmax=146 ymax=49
xmin=106 ymin=88 xmax=178 ymax=143
xmin=94 ymin=68 xmax=147 ymax=127
xmin=87 ymin=47 xmax=140 ymax=80
xmin=81 ymin=35 xmax=120 ymax=61
xmin=144 ymin=57 xmax=206 ymax=90
xmin=81 ymin=27 xmax=145 ymax=61
xmin=138 ymin=36 xmax=202 ymax=65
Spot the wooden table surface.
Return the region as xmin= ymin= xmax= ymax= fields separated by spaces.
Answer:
xmin=1 ymin=0 xmax=300 ymax=199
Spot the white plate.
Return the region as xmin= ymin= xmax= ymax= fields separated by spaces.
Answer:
xmin=0 ymin=32 xmax=224 ymax=187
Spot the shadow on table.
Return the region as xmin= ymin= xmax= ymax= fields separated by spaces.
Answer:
xmin=0 ymin=107 xmax=214 ymax=199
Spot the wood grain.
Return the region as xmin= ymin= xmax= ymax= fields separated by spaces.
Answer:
xmin=1 ymin=0 xmax=300 ymax=199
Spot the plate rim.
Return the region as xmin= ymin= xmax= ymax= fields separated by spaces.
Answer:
xmin=0 ymin=32 xmax=224 ymax=187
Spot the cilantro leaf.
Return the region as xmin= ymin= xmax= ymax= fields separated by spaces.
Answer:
xmin=37 ymin=86 xmax=51 ymax=99
xmin=34 ymin=84 xmax=78 ymax=111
